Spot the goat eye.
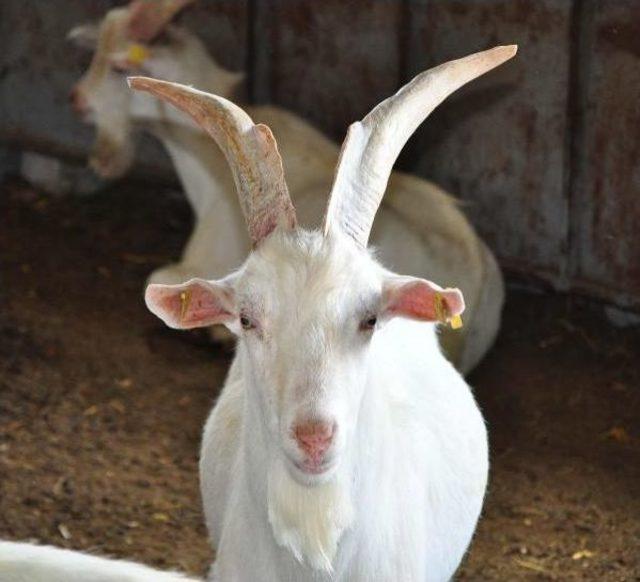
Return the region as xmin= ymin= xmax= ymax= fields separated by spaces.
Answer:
xmin=240 ymin=315 xmax=254 ymax=330
xmin=360 ymin=315 xmax=378 ymax=331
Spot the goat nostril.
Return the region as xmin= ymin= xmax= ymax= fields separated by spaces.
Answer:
xmin=294 ymin=421 xmax=335 ymax=458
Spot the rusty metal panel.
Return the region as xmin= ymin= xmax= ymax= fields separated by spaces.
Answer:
xmin=570 ymin=0 xmax=640 ymax=309
xmin=0 ymin=1 xmax=247 ymax=162
xmin=252 ymin=0 xmax=403 ymax=141
xmin=405 ymin=0 xmax=573 ymax=285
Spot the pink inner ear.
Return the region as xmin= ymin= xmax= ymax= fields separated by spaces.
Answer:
xmin=384 ymin=279 xmax=465 ymax=322
xmin=145 ymin=279 xmax=234 ymax=330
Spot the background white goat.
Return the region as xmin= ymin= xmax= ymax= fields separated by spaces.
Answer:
xmin=0 ymin=45 xmax=514 ymax=582
xmin=68 ymin=0 xmax=505 ymax=373
xmin=0 ymin=540 xmax=198 ymax=582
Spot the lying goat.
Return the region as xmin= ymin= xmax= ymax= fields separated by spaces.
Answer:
xmin=0 ymin=44 xmax=517 ymax=582
xmin=68 ymin=0 xmax=505 ymax=373
xmin=0 ymin=540 xmax=197 ymax=582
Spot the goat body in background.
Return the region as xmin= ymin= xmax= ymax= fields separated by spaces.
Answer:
xmin=68 ymin=0 xmax=505 ymax=374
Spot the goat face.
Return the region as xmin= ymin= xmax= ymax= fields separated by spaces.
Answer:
xmin=146 ymin=228 xmax=464 ymax=487
xmin=68 ymin=2 xmax=202 ymax=178
xmin=68 ymin=11 xmax=133 ymax=178
xmin=235 ymin=231 xmax=381 ymax=485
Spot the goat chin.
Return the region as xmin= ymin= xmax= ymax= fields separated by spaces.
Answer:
xmin=267 ymin=457 xmax=354 ymax=573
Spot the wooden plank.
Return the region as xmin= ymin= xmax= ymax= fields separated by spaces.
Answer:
xmin=183 ymin=1 xmax=248 ymax=72
xmin=570 ymin=0 xmax=640 ymax=309
xmin=405 ymin=0 xmax=573 ymax=285
xmin=252 ymin=0 xmax=403 ymax=141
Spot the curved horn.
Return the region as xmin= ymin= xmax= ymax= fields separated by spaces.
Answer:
xmin=323 ymin=45 xmax=518 ymax=247
xmin=128 ymin=76 xmax=296 ymax=246
xmin=127 ymin=0 xmax=196 ymax=42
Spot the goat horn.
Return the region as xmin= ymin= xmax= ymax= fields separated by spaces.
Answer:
xmin=127 ymin=0 xmax=196 ymax=42
xmin=323 ymin=45 xmax=518 ymax=247
xmin=128 ymin=77 xmax=297 ymax=245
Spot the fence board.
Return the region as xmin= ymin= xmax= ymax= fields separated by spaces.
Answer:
xmin=182 ymin=1 xmax=248 ymax=73
xmin=405 ymin=0 xmax=573 ymax=285
xmin=570 ymin=0 xmax=640 ymax=309
xmin=252 ymin=0 xmax=403 ymax=141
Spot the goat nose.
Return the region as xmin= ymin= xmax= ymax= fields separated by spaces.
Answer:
xmin=294 ymin=420 xmax=335 ymax=461
xmin=69 ymin=86 xmax=88 ymax=114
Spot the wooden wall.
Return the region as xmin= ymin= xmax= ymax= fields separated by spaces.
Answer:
xmin=1 ymin=0 xmax=639 ymax=310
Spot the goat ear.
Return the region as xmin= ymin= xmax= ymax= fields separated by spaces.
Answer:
xmin=145 ymin=278 xmax=236 ymax=330
xmin=382 ymin=276 xmax=465 ymax=324
xmin=67 ymin=24 xmax=99 ymax=50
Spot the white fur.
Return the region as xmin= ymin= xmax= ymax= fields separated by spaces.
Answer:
xmin=71 ymin=11 xmax=504 ymax=373
xmin=0 ymin=541 xmax=199 ymax=582
xmin=267 ymin=456 xmax=354 ymax=573
xmin=199 ymin=230 xmax=489 ymax=581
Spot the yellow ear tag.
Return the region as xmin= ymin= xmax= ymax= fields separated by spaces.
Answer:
xmin=127 ymin=43 xmax=150 ymax=66
xmin=179 ymin=290 xmax=191 ymax=323
xmin=434 ymin=291 xmax=463 ymax=330
xmin=434 ymin=291 xmax=447 ymax=324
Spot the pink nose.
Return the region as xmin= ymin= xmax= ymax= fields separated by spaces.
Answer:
xmin=69 ymin=86 xmax=89 ymax=115
xmin=294 ymin=420 xmax=335 ymax=464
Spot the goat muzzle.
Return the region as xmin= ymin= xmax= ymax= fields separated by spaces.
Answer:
xmin=293 ymin=420 xmax=336 ymax=472
xmin=69 ymin=85 xmax=89 ymax=116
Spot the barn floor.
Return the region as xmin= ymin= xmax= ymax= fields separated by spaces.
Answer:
xmin=1 ymin=176 xmax=639 ymax=581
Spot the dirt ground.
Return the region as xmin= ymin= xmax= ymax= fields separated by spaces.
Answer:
xmin=1 ymin=176 xmax=638 ymax=581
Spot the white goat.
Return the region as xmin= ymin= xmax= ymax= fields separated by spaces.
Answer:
xmin=68 ymin=0 xmax=505 ymax=373
xmin=147 ymin=44 xmax=514 ymax=580
xmin=0 ymin=540 xmax=198 ymax=582
xmin=0 ymin=45 xmax=515 ymax=582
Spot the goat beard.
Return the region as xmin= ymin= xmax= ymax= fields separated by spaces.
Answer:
xmin=267 ymin=457 xmax=354 ymax=573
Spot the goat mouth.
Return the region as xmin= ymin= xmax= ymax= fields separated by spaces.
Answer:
xmin=292 ymin=458 xmax=336 ymax=477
